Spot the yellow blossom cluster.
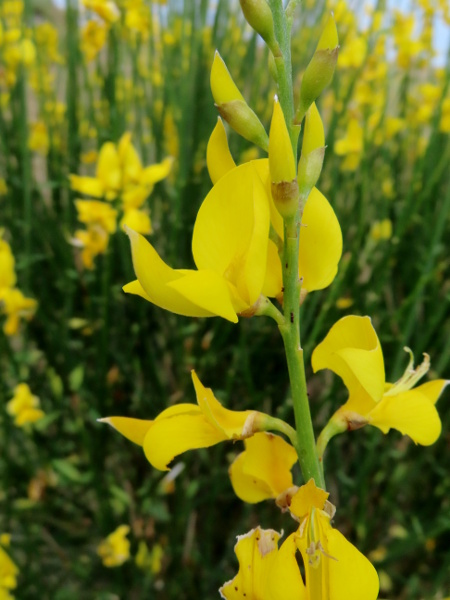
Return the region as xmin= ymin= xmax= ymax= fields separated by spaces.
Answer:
xmin=7 ymin=383 xmax=45 ymax=428
xmin=70 ymin=133 xmax=172 ymax=269
xmin=0 ymin=535 xmax=18 ymax=600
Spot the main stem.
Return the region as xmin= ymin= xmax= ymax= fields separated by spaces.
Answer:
xmin=281 ymin=217 xmax=325 ymax=488
xmin=269 ymin=0 xmax=324 ymax=488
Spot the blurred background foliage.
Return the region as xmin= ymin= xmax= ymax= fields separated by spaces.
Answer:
xmin=0 ymin=0 xmax=449 ymax=598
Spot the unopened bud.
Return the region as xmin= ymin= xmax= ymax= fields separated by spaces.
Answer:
xmin=239 ymin=0 xmax=280 ymax=55
xmin=296 ymin=15 xmax=339 ymax=123
xmin=298 ymin=102 xmax=325 ymax=195
xmin=211 ymin=52 xmax=269 ymax=150
xmin=269 ymin=96 xmax=298 ymax=218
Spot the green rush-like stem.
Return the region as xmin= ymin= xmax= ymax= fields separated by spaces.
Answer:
xmin=268 ymin=0 xmax=299 ymax=155
xmin=281 ymin=215 xmax=325 ymax=488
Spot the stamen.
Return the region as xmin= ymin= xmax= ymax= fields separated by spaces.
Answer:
xmin=384 ymin=347 xmax=430 ymax=396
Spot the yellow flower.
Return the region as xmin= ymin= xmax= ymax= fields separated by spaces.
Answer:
xmin=0 ymin=288 xmax=37 ymax=336
xmin=206 ymin=127 xmax=342 ymax=301
xmin=229 ymin=432 xmax=298 ymax=504
xmin=70 ymin=141 xmax=121 ymax=200
xmin=135 ymin=541 xmax=163 ymax=574
xmin=100 ymin=371 xmax=258 ymax=470
xmin=123 ymin=161 xmax=272 ymax=322
xmin=75 ymin=200 xmax=117 ymax=234
xmin=220 ymin=482 xmax=379 ymax=600
xmin=97 ymin=525 xmax=130 ymax=567
xmin=334 ymin=118 xmax=363 ymax=171
xmin=73 ymin=227 xmax=109 ymax=270
xmin=6 ymin=383 xmax=44 ymax=427
xmin=369 ymin=219 xmax=392 ymax=242
xmin=120 ymin=208 xmax=152 ymax=235
xmin=80 ymin=21 xmax=108 ymax=62
xmin=312 ymin=315 xmax=448 ymax=447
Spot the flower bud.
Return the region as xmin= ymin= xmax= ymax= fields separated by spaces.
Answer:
xmin=239 ymin=0 xmax=279 ymax=55
xmin=298 ymin=102 xmax=325 ymax=196
xmin=210 ymin=52 xmax=269 ymax=151
xmin=269 ymin=96 xmax=298 ymax=218
xmin=296 ymin=15 xmax=339 ymax=123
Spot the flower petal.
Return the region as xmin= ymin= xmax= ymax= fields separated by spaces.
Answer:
xmin=267 ymin=534 xmax=307 ymax=600
xmin=122 ymin=279 xmax=152 ymax=302
xmin=168 ymin=269 xmax=238 ymax=322
xmin=192 ymin=161 xmax=270 ymax=307
xmin=141 ymin=157 xmax=173 ymax=185
xmin=312 ymin=315 xmax=385 ymax=415
xmin=326 ymin=528 xmax=379 ymax=600
xmin=369 ymin=388 xmax=442 ymax=445
xmin=229 ymin=433 xmax=297 ymax=503
xmin=299 ymin=187 xmax=342 ymax=291
xmin=262 ymin=239 xmax=283 ymax=298
xmin=290 ymin=479 xmax=329 ymax=518
xmin=96 ymin=141 xmax=122 ymax=194
xmin=124 ymin=226 xmax=217 ymax=318
xmin=99 ymin=416 xmax=153 ymax=446
xmin=191 ymin=371 xmax=251 ymax=437
xmin=143 ymin=410 xmax=226 ymax=470
xmin=69 ymin=175 xmax=105 ymax=198
xmin=219 ymin=527 xmax=282 ymax=600
xmin=207 ymin=118 xmax=236 ymax=184
xmin=414 ymin=379 xmax=449 ymax=405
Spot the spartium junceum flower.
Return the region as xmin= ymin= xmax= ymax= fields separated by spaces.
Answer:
xmin=220 ymin=480 xmax=379 ymax=600
xmin=313 ymin=315 xmax=448 ymax=459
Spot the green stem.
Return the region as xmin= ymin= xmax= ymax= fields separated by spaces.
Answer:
xmin=281 ymin=216 xmax=325 ymax=488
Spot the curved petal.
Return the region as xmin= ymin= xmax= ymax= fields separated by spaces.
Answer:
xmin=252 ymin=159 xmax=283 ymax=239
xmin=414 ymin=379 xmax=449 ymax=405
xmin=168 ymin=270 xmax=238 ymax=322
xmin=125 ymin=227 xmax=217 ymax=318
xmin=368 ymin=388 xmax=442 ymax=445
xmin=122 ymin=279 xmax=152 ymax=302
xmin=120 ymin=209 xmax=152 ymax=235
xmin=191 ymin=371 xmax=251 ymax=436
xmin=219 ymin=527 xmax=282 ymax=600
xmin=312 ymin=316 xmax=385 ymax=415
xmin=326 ymin=528 xmax=379 ymax=600
xmin=141 ymin=157 xmax=173 ymax=185
xmin=192 ymin=161 xmax=270 ymax=306
xmin=299 ymin=188 xmax=342 ymax=292
xmin=143 ymin=411 xmax=226 ymax=470
xmin=99 ymin=416 xmax=153 ymax=446
xmin=207 ymin=118 xmax=236 ymax=184
xmin=229 ymin=433 xmax=297 ymax=503
xmin=69 ymin=175 xmax=105 ymax=198
xmin=290 ymin=478 xmax=329 ymax=519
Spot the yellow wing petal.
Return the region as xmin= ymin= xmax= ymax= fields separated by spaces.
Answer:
xmin=143 ymin=411 xmax=226 ymax=470
xmin=69 ymin=175 xmax=105 ymax=198
xmin=267 ymin=534 xmax=307 ymax=600
xmin=125 ymin=226 xmax=216 ymax=318
xmin=229 ymin=451 xmax=273 ymax=503
xmin=368 ymin=388 xmax=442 ymax=445
xmin=141 ymin=157 xmax=173 ymax=185
xmin=262 ymin=239 xmax=283 ymax=298
xmin=207 ymin=118 xmax=237 ymax=185
xmin=299 ymin=187 xmax=342 ymax=291
xmin=312 ymin=315 xmax=385 ymax=415
xmin=413 ymin=379 xmax=449 ymax=405
xmin=96 ymin=141 xmax=121 ymax=194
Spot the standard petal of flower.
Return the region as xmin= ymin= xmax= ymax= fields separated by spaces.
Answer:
xmin=299 ymin=188 xmax=342 ymax=291
xmin=143 ymin=411 xmax=227 ymax=470
xmin=168 ymin=269 xmax=239 ymax=322
xmin=220 ymin=527 xmax=282 ymax=600
xmin=125 ymin=227 xmax=217 ymax=318
xmin=191 ymin=371 xmax=252 ymax=436
xmin=192 ymin=161 xmax=270 ymax=307
xmin=207 ymin=118 xmax=236 ymax=184
xmin=99 ymin=416 xmax=153 ymax=446
xmin=312 ymin=315 xmax=385 ymax=415
xmin=96 ymin=141 xmax=122 ymax=194
xmin=229 ymin=433 xmax=297 ymax=503
xmin=368 ymin=388 xmax=442 ymax=445
xmin=290 ymin=478 xmax=329 ymax=518
xmin=141 ymin=157 xmax=173 ymax=185
xmin=326 ymin=527 xmax=379 ymax=600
